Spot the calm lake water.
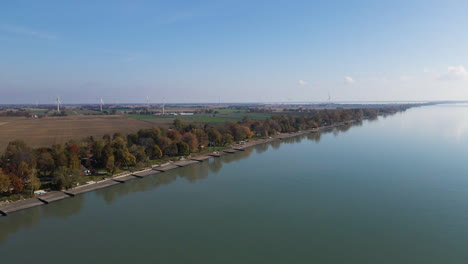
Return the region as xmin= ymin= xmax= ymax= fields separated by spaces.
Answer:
xmin=1 ymin=104 xmax=468 ymax=263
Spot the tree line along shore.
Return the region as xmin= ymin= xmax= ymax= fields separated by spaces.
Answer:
xmin=0 ymin=106 xmax=411 ymax=203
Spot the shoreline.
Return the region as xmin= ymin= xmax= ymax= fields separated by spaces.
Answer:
xmin=0 ymin=120 xmax=355 ymax=217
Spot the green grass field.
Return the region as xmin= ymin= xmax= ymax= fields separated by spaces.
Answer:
xmin=179 ymin=116 xmax=226 ymax=124
xmin=216 ymin=109 xmax=271 ymax=120
xmin=127 ymin=114 xmax=226 ymax=124
xmin=126 ymin=114 xmax=163 ymax=120
xmin=126 ymin=109 xmax=272 ymax=125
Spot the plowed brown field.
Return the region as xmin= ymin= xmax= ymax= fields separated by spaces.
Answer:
xmin=0 ymin=115 xmax=171 ymax=149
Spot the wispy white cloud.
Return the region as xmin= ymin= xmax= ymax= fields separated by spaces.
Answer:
xmin=0 ymin=24 xmax=58 ymax=40
xmin=344 ymin=76 xmax=355 ymax=84
xmin=438 ymin=65 xmax=468 ymax=81
xmin=298 ymin=79 xmax=307 ymax=86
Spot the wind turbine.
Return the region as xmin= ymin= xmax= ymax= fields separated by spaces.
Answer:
xmin=162 ymin=98 xmax=165 ymax=115
xmin=100 ymin=98 xmax=104 ymax=112
xmin=56 ymin=97 xmax=62 ymax=112
xmin=328 ymin=92 xmax=331 ymax=108
xmin=146 ymin=96 xmax=150 ymax=109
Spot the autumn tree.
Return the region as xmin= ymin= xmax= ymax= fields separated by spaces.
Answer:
xmin=192 ymin=128 xmax=209 ymax=149
xmin=157 ymin=137 xmax=172 ymax=154
xmin=222 ymin=134 xmax=234 ymax=145
xmin=182 ymin=132 xmax=199 ymax=152
xmin=51 ymin=144 xmax=68 ymax=168
xmin=9 ymin=175 xmax=23 ymax=194
xmin=52 ymin=167 xmax=80 ymax=190
xmin=91 ymin=139 xmax=105 ymax=167
xmin=138 ymin=137 xmax=155 ymax=149
xmin=1 ymin=140 xmax=36 ymax=175
xmin=113 ymin=132 xmax=124 ymax=140
xmin=0 ymin=169 xmax=10 ymax=194
xmin=66 ymin=143 xmax=81 ymax=171
xmin=28 ymin=174 xmax=41 ymax=194
xmin=137 ymin=127 xmax=162 ymax=140
xmin=228 ymin=123 xmax=253 ymax=141
xmin=16 ymin=161 xmax=34 ymax=184
xmin=207 ymin=127 xmax=223 ymax=146
xmin=113 ymin=137 xmax=136 ymax=168
xmin=167 ymin=130 xmax=182 ymax=141
xmin=127 ymin=133 xmax=139 ymax=147
xmin=105 ymin=155 xmax=115 ymax=174
xmin=129 ymin=145 xmax=147 ymax=163
xmin=177 ymin=142 xmax=190 ymax=156
xmin=151 ymin=145 xmax=163 ymax=159
xmin=173 ymin=118 xmax=185 ymax=131
xmin=165 ymin=142 xmax=179 ymax=156
xmin=251 ymin=120 xmax=268 ymax=137
xmin=36 ymin=150 xmax=55 ymax=178
xmin=102 ymin=134 xmax=111 ymax=143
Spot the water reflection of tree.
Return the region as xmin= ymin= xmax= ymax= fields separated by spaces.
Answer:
xmin=270 ymin=140 xmax=281 ymax=149
xmin=97 ymin=172 xmax=179 ymax=204
xmin=0 ymin=146 xmax=257 ymax=243
xmin=223 ymin=147 xmax=255 ymax=163
xmin=0 ymin=195 xmax=86 ymax=245
xmin=294 ymin=136 xmax=304 ymax=144
xmin=184 ymin=149 xmax=255 ymax=182
xmin=42 ymin=195 xmax=84 ymax=219
xmin=210 ymin=147 xmax=255 ymax=174
xmin=336 ymin=123 xmax=352 ymax=132
xmin=307 ymin=132 xmax=321 ymax=142
xmin=282 ymin=135 xmax=304 ymax=144
xmin=1 ymin=123 xmax=368 ymax=244
xmin=307 ymin=120 xmax=364 ymax=140
xmin=179 ymin=161 xmax=210 ymax=183
xmin=354 ymin=120 xmax=363 ymax=127
xmin=255 ymin=143 xmax=269 ymax=154
xmin=333 ymin=121 xmax=363 ymax=136
xmin=209 ymin=157 xmax=223 ymax=174
xmin=96 ymin=148 xmax=258 ymax=203
xmin=0 ymin=206 xmax=42 ymax=245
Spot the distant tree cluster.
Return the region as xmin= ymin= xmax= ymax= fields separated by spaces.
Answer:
xmin=248 ymin=107 xmax=273 ymax=113
xmin=0 ymin=107 xmax=407 ymax=197
xmin=0 ymin=110 xmax=30 ymax=117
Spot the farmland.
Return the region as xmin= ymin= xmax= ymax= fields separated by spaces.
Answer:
xmin=0 ymin=110 xmax=271 ymax=149
xmin=0 ymin=105 xmax=278 ymax=150
xmin=127 ymin=109 xmax=272 ymax=125
xmin=0 ymin=115 xmax=159 ymax=149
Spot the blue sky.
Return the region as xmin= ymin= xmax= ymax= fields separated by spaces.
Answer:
xmin=1 ymin=0 xmax=468 ymax=104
